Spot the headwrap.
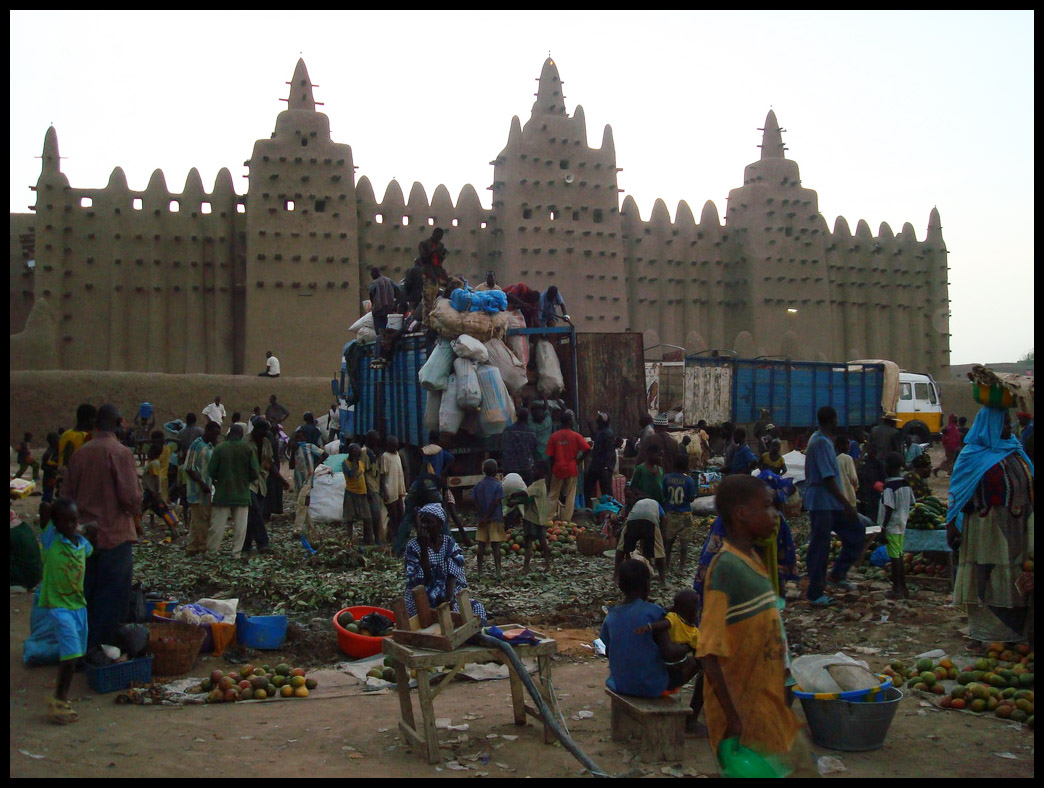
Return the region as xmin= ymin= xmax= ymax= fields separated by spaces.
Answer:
xmin=418 ymin=502 xmax=446 ymax=524
xmin=912 ymin=453 xmax=932 ymax=469
xmin=946 ymin=407 xmax=1034 ymax=532
xmin=653 ymin=414 xmax=669 ymax=426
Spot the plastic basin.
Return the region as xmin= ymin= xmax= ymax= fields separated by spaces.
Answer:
xmin=235 ymin=613 xmax=288 ymax=650
xmin=798 ymin=686 xmax=903 ymax=751
xmin=333 ymin=605 xmax=395 ymax=659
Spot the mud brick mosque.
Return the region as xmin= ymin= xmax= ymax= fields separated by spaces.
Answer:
xmin=10 ymin=58 xmax=950 ymax=377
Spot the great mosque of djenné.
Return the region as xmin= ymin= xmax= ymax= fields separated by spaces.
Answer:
xmin=10 ymin=57 xmax=948 ymax=377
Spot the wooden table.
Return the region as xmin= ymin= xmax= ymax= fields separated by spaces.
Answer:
xmin=382 ymin=635 xmax=559 ymax=764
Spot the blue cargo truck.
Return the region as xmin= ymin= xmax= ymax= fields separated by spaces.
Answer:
xmin=682 ymin=356 xmax=887 ymax=430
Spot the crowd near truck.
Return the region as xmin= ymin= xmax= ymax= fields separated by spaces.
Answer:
xmin=668 ymin=355 xmax=943 ymax=442
xmin=332 ymin=324 xmax=647 ymax=488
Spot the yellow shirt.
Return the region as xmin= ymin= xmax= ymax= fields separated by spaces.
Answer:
xmin=58 ymin=429 xmax=90 ymax=468
xmin=666 ymin=611 xmax=700 ymax=652
xmin=697 ymin=543 xmax=800 ymax=757
xmin=343 ymin=458 xmax=367 ymax=495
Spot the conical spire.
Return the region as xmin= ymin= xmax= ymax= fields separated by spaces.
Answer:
xmin=758 ymin=110 xmax=786 ymax=160
xmin=532 ymin=57 xmax=566 ymax=116
xmin=927 ymin=207 xmax=943 ymax=243
xmin=286 ymin=59 xmax=316 ymax=111
xmin=42 ymin=126 xmax=61 ymax=174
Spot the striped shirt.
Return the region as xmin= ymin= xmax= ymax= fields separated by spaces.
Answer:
xmin=369 ymin=275 xmax=398 ymax=312
xmin=293 ymin=442 xmax=324 ymax=491
xmin=183 ymin=436 xmax=214 ymax=505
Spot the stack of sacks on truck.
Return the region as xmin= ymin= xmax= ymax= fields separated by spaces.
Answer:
xmin=418 ymin=285 xmax=521 ymax=438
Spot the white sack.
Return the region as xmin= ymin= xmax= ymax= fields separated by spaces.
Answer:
xmin=309 ymin=472 xmax=346 ymax=523
xmin=534 ymin=339 xmax=566 ymax=398
xmin=451 ymin=334 xmax=489 ymax=364
xmin=484 ymin=337 xmax=528 ymax=396
xmin=439 ymin=374 xmax=465 ymax=434
xmin=476 ymin=364 xmax=511 ymax=436
xmin=423 ymin=390 xmax=443 ymax=434
xmin=454 ymin=357 xmax=482 ymax=411
xmin=505 ymin=311 xmax=530 ymax=366
xmin=418 ymin=339 xmax=455 ymax=391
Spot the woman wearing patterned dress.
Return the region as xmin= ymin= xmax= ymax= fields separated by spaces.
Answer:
xmin=403 ymin=503 xmax=487 ymax=624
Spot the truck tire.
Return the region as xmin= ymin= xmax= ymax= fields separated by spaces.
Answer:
xmin=901 ymin=420 xmax=930 ymax=445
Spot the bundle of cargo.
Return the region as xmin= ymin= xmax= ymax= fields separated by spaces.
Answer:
xmin=428 ymin=297 xmax=511 ymax=341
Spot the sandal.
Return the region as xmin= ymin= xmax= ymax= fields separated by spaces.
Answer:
xmin=827 ymin=578 xmax=855 ymax=591
xmin=808 ymin=595 xmax=835 ymax=608
xmin=47 ymin=697 xmax=79 ymax=725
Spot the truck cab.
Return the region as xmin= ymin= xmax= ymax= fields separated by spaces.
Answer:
xmin=896 ymin=372 xmax=943 ymax=443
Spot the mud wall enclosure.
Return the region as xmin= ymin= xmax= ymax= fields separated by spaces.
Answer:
xmin=10 ymin=371 xmax=335 ymax=443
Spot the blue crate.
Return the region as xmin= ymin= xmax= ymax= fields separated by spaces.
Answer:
xmin=235 ymin=613 xmax=288 ymax=650
xmin=86 ymin=655 xmax=154 ymax=694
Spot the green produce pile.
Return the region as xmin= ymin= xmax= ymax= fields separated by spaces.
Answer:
xmin=908 ymin=495 xmax=948 ymax=530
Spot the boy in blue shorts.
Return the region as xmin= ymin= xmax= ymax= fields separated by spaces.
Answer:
xmin=39 ymin=497 xmax=95 ymax=724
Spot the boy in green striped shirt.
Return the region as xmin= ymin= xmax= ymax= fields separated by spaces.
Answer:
xmin=39 ymin=498 xmax=95 ymax=724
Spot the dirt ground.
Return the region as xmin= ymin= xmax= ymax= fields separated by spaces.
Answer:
xmin=9 ymin=446 xmax=1035 ymax=778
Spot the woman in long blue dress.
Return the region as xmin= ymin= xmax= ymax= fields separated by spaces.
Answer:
xmin=403 ymin=503 xmax=487 ymax=624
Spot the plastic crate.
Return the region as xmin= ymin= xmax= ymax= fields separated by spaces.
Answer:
xmin=235 ymin=613 xmax=288 ymax=649
xmin=86 ymin=655 xmax=154 ymax=694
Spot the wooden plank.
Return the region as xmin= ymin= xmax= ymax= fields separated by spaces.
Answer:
xmin=411 ymin=586 xmax=434 ymax=628
xmin=391 ymin=660 xmax=415 ymax=729
xmin=576 ymin=333 xmax=646 ymax=439
xmin=537 ymin=655 xmax=556 ymax=744
xmin=427 ymin=658 xmax=468 ymax=702
xmin=456 ymin=589 xmax=474 ymax=622
xmin=392 ymin=629 xmax=454 ymax=652
xmin=398 ymin=719 xmax=426 ymax=753
xmin=415 ymin=668 xmax=442 ymax=764
xmin=390 ymin=597 xmax=412 ymax=633
xmin=507 ymin=662 xmax=527 ymax=726
xmin=436 ymin=601 xmax=455 ymax=636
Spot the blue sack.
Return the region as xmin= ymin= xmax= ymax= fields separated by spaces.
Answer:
xmin=870 ymin=545 xmax=890 ymax=567
xmin=450 ymin=288 xmax=474 ymax=312
xmin=469 ymin=289 xmax=507 ymax=313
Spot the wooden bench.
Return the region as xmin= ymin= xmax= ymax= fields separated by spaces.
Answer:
xmin=606 ymin=688 xmax=692 ymax=762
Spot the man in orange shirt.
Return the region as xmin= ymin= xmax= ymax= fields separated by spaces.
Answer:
xmin=545 ymin=411 xmax=590 ymax=524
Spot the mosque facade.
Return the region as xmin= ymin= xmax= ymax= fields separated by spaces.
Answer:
xmin=10 ymin=58 xmax=950 ymax=377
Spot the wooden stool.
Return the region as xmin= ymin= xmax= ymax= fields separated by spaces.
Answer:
xmin=606 ymin=688 xmax=692 ymax=762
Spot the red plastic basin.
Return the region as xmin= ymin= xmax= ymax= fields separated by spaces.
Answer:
xmin=333 ymin=605 xmax=396 ymax=659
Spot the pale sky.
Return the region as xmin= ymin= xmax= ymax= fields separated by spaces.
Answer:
xmin=10 ymin=10 xmax=1034 ymax=366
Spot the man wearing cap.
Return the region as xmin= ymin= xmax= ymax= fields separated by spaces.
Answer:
xmin=637 ymin=414 xmax=679 ymax=472
xmin=869 ymin=413 xmax=903 ymax=459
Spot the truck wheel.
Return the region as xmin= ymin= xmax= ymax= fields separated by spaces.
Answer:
xmin=901 ymin=421 xmax=930 ymax=445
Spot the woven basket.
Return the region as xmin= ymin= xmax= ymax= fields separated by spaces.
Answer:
xmin=971 ymin=383 xmax=1014 ymax=409
xmin=148 ymin=621 xmax=208 ymax=677
xmin=577 ymin=531 xmax=615 ymax=556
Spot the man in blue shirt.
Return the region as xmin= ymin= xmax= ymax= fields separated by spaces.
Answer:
xmin=662 ymin=454 xmax=698 ymax=574
xmin=728 ymin=428 xmax=758 ymax=475
xmin=537 ymin=285 xmax=569 ymax=327
xmin=803 ymin=406 xmax=864 ymax=606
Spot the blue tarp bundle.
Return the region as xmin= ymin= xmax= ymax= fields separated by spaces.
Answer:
xmin=450 ymin=288 xmax=507 ymax=314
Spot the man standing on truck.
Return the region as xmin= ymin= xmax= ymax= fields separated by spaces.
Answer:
xmin=803 ymin=406 xmax=865 ymax=608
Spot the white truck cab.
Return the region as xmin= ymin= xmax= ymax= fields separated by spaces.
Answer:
xmin=896 ymin=371 xmax=943 ymax=442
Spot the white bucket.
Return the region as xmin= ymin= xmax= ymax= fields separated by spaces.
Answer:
xmin=387 ymin=313 xmax=404 ymax=331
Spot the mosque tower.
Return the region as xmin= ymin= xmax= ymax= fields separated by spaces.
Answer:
xmin=724 ymin=111 xmax=833 ymax=360
xmin=244 ymin=59 xmax=360 ymax=376
xmin=489 ymin=57 xmax=629 ymax=330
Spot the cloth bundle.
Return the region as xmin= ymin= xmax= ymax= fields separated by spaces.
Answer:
xmin=450 ymin=288 xmax=508 ymax=314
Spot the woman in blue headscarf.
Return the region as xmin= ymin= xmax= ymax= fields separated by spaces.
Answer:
xmin=403 ymin=503 xmax=487 ymax=624
xmin=946 ymin=407 xmax=1033 ymax=648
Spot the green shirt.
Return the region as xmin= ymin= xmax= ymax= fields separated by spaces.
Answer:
xmin=207 ymin=438 xmax=260 ymax=507
xmin=39 ymin=523 xmax=92 ymax=610
xmin=531 ymin=415 xmax=554 ymax=464
xmin=629 ymin=463 xmax=664 ymax=504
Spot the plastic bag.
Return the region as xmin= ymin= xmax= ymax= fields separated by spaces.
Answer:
xmin=484 ymin=338 xmax=527 ymax=395
xmin=790 ymin=653 xmax=872 ymax=695
xmin=310 ymin=471 xmax=347 ymax=523
xmin=115 ymin=623 xmax=151 ymax=658
xmin=439 ymin=374 xmax=465 ymax=434
xmin=450 ymin=288 xmax=474 ymax=312
xmin=469 ymin=289 xmax=508 ymax=313
xmin=451 ymin=334 xmax=489 ymax=364
xmin=126 ymin=583 xmax=148 ymax=623
xmin=476 ymin=364 xmax=511 ymax=435
xmin=357 ymin=612 xmax=394 ymax=636
xmin=454 ymin=358 xmax=482 ymax=411
xmin=418 ymin=339 xmax=455 ymax=391
xmin=534 ymin=339 xmax=565 ymax=397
